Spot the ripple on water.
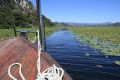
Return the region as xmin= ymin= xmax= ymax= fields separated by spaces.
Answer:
xmin=46 ymin=30 xmax=120 ymax=80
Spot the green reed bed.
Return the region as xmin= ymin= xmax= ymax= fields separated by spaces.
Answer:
xmin=69 ymin=27 xmax=120 ymax=56
xmin=0 ymin=26 xmax=58 ymax=41
xmin=0 ymin=29 xmax=15 ymax=40
xmin=45 ymin=26 xmax=60 ymax=37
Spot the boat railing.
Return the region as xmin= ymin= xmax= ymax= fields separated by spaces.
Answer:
xmin=16 ymin=30 xmax=37 ymax=39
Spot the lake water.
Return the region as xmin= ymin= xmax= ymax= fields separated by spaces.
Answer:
xmin=46 ymin=30 xmax=120 ymax=80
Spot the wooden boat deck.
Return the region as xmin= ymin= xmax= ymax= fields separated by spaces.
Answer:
xmin=0 ymin=38 xmax=72 ymax=80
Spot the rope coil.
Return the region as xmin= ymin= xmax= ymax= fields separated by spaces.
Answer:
xmin=8 ymin=63 xmax=25 ymax=80
xmin=8 ymin=31 xmax=64 ymax=80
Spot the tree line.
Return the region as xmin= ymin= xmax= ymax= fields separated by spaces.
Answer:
xmin=0 ymin=0 xmax=55 ymax=29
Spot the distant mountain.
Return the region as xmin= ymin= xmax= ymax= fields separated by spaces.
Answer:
xmin=66 ymin=22 xmax=113 ymax=26
xmin=54 ymin=21 xmax=120 ymax=27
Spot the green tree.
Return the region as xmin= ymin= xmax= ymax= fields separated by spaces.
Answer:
xmin=0 ymin=0 xmax=55 ymax=29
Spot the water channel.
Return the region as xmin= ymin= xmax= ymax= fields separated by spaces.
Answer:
xmin=46 ymin=30 xmax=120 ymax=80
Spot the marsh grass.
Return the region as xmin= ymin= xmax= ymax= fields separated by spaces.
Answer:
xmin=69 ymin=27 xmax=120 ymax=56
xmin=0 ymin=26 xmax=59 ymax=41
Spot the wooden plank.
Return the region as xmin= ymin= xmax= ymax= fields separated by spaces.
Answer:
xmin=20 ymin=38 xmax=73 ymax=80
xmin=0 ymin=38 xmax=73 ymax=80
xmin=41 ymin=52 xmax=73 ymax=80
xmin=0 ymin=40 xmax=31 ymax=79
xmin=1 ymin=39 xmax=38 ymax=80
xmin=0 ymin=39 xmax=29 ymax=77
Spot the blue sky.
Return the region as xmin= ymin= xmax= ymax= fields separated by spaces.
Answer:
xmin=30 ymin=0 xmax=120 ymax=23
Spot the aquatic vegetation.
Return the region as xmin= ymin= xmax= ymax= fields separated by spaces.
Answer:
xmin=0 ymin=29 xmax=15 ymax=40
xmin=69 ymin=27 xmax=120 ymax=56
xmin=115 ymin=61 xmax=120 ymax=65
xmin=0 ymin=26 xmax=59 ymax=41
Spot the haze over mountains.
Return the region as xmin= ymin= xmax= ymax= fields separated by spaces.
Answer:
xmin=66 ymin=22 xmax=113 ymax=26
xmin=55 ymin=22 xmax=120 ymax=27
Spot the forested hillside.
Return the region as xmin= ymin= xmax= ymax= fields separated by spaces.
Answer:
xmin=0 ymin=0 xmax=55 ymax=29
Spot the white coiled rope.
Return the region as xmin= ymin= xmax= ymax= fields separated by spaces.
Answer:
xmin=8 ymin=63 xmax=25 ymax=80
xmin=8 ymin=30 xmax=64 ymax=80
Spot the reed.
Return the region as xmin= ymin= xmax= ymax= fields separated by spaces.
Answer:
xmin=0 ymin=26 xmax=58 ymax=41
xmin=69 ymin=27 xmax=120 ymax=56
